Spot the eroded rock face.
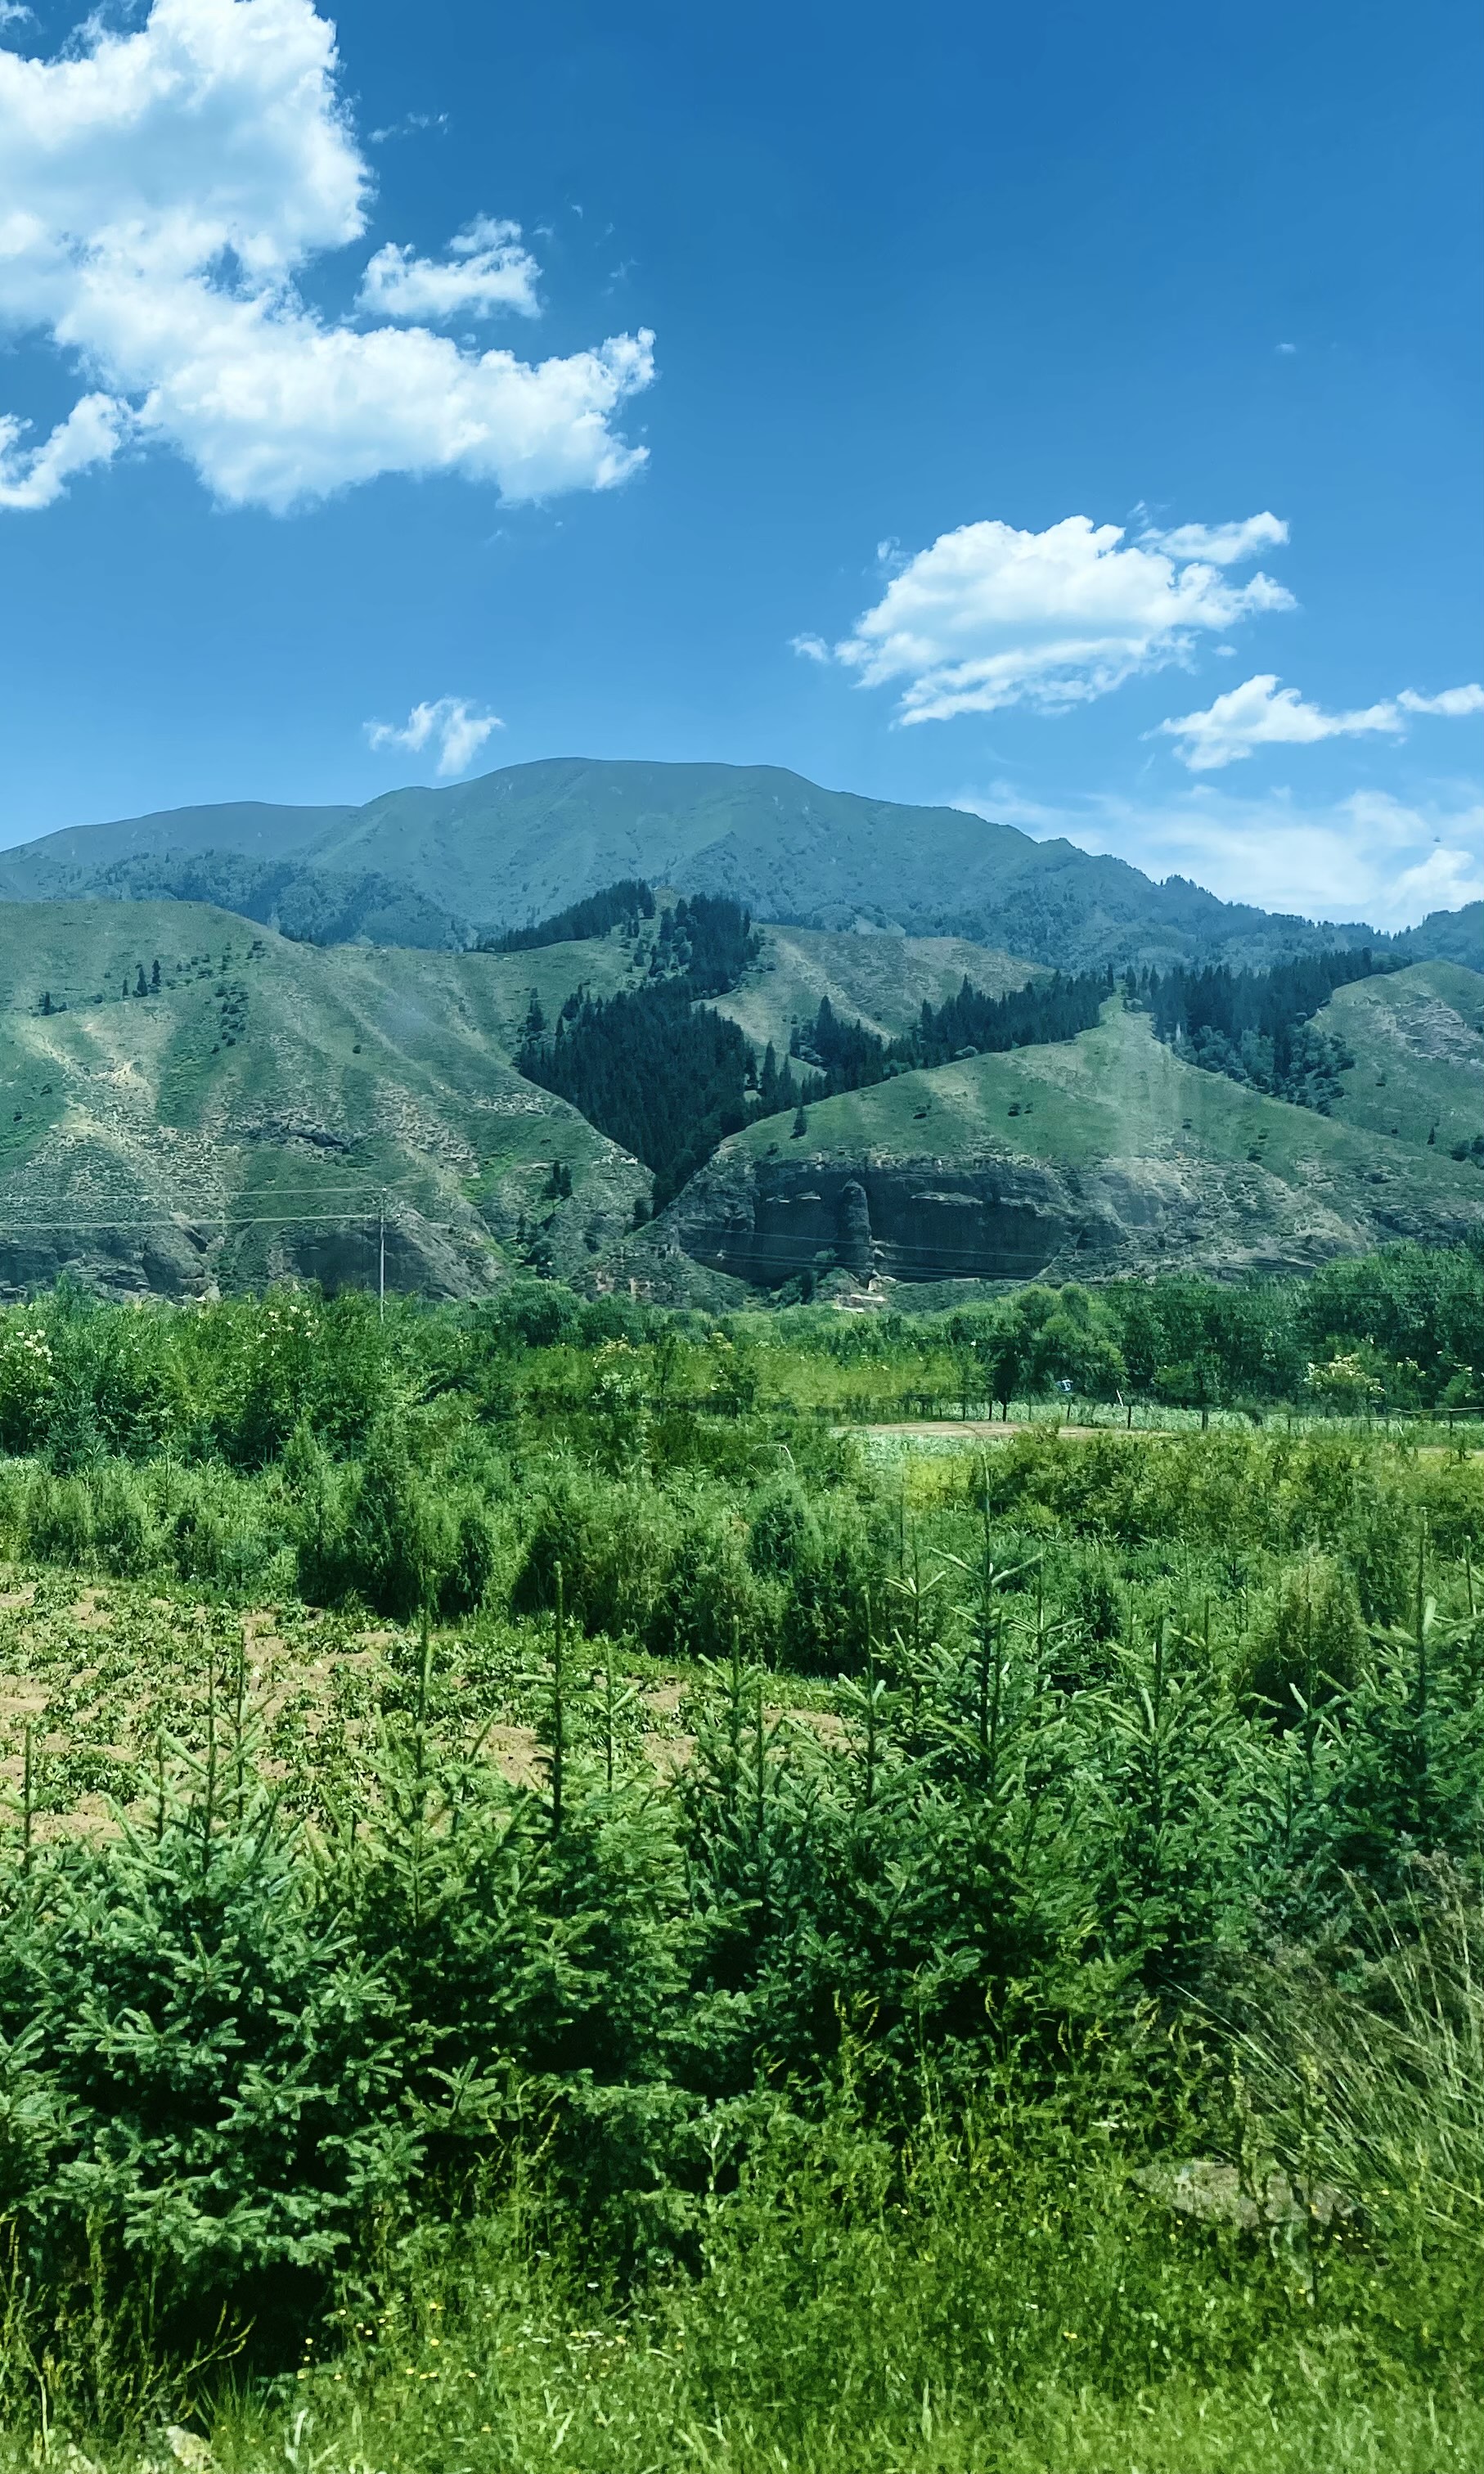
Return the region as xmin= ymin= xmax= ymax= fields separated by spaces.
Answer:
xmin=665 ymin=1143 xmax=1477 ymax=1289
xmin=672 ymin=1154 xmax=1100 ymax=1284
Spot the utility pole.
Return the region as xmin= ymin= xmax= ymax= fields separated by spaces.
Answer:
xmin=378 ymin=1194 xmax=385 ymax=1324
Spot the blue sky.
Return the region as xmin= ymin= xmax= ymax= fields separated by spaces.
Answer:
xmin=0 ymin=0 xmax=1479 ymax=926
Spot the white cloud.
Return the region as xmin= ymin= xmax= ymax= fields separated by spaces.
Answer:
xmin=0 ymin=389 xmax=129 ymax=506
xmin=1398 ymin=684 xmax=1484 ymax=719
xmin=951 ymin=778 xmax=1484 ymax=929
xmin=1136 ymin=511 xmax=1289 ymax=566
xmin=357 ymin=218 xmax=540 ymax=322
xmin=789 ymin=632 xmax=830 ymax=663
xmin=367 ymin=110 xmax=448 ymax=145
xmin=1157 ymin=672 xmax=1484 ymax=770
xmin=816 ymin=512 xmax=1293 ymax=722
xmin=367 ymin=697 xmax=502 ymax=779
xmin=0 ymin=0 xmax=654 ymax=514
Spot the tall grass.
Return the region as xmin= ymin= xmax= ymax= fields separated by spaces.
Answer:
xmin=40 ymin=2086 xmax=1482 ymax=2472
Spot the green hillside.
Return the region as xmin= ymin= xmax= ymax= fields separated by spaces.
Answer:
xmin=711 ymin=926 xmax=1038 ymax=1055
xmin=1324 ymin=960 xmax=1484 ymax=1158
xmin=0 ymin=758 xmax=1429 ymax=970
xmin=0 ymin=798 xmax=352 ymax=889
xmin=0 ymin=902 xmax=649 ymax=1299
xmin=0 ymin=899 xmax=1055 ymax=1301
xmin=0 ymin=894 xmax=1477 ymax=1307
xmin=660 ymin=976 xmax=1484 ymax=1293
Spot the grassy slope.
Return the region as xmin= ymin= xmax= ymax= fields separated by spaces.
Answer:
xmin=1325 ymin=960 xmax=1484 ymax=1154
xmin=5 ymin=901 xmax=1480 ymax=1300
xmin=711 ymin=927 xmax=1038 ymax=1054
xmin=0 ymin=902 xmax=1043 ymax=1298
xmin=0 ymin=902 xmax=649 ymax=1296
xmin=447 ymin=920 xmax=1039 ymax=1059
xmin=722 ymin=978 xmax=1484 ymax=1252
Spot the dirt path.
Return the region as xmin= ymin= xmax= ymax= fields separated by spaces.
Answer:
xmin=860 ymin=1417 xmax=1156 ymax=1442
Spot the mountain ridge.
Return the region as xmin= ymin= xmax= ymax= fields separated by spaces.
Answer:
xmin=3 ymin=758 xmax=1468 ymax=973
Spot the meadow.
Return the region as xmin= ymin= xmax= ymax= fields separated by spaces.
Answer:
xmin=0 ymin=1247 xmax=1479 ymax=2468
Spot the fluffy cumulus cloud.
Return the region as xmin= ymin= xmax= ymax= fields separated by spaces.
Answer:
xmin=816 ymin=514 xmax=1293 ymax=722
xmin=356 ymin=218 xmax=541 ymax=322
xmin=952 ymin=778 xmax=1484 ymax=930
xmin=1157 ymin=673 xmax=1484 ymax=770
xmin=367 ymin=698 xmax=502 ymax=779
xmin=0 ymin=0 xmax=654 ymax=513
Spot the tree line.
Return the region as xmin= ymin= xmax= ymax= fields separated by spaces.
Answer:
xmin=789 ymin=969 xmax=1113 ymax=1097
xmin=486 ymin=876 xmax=656 ymax=952
xmin=515 ymin=893 xmax=762 ymax=1207
xmin=1128 ymin=946 xmax=1396 ymax=1110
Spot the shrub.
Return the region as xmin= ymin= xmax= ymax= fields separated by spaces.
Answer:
xmin=1239 ymin=1548 xmax=1365 ymax=1723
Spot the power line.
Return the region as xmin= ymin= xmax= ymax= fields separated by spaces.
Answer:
xmin=0 ymin=1199 xmax=474 ymax=1240
xmin=0 ymin=1190 xmax=1071 ymax=1284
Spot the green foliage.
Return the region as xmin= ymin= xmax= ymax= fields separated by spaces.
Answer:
xmin=0 ymin=1265 xmax=1480 ymax=2459
xmin=1240 ymin=1549 xmax=1365 ymax=1721
xmin=521 ymin=983 xmax=754 ymax=1208
xmin=792 ymin=966 xmax=1113 ymax=1097
xmin=1136 ymin=945 xmax=1393 ymax=1109
xmin=488 ymin=876 xmax=655 ymax=952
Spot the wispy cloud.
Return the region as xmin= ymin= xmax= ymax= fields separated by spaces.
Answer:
xmin=0 ymin=392 xmax=131 ymax=510
xmin=367 ymin=697 xmax=503 ymax=779
xmin=951 ymin=776 xmax=1484 ymax=929
xmin=0 ymin=0 xmax=654 ymax=514
xmin=1155 ymin=673 xmax=1484 ymax=771
xmin=801 ymin=511 xmax=1293 ymax=722
xmin=367 ymin=110 xmax=449 ymax=145
xmin=1135 ymin=511 xmax=1289 ymax=566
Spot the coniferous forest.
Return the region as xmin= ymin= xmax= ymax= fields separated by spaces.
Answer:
xmin=515 ymin=896 xmax=762 ymax=1205
xmin=790 ymin=967 xmax=1114 ymax=1095
xmin=0 ymin=0 xmax=1476 ymax=2462
xmin=515 ymin=892 xmax=1427 ymax=1212
xmin=1133 ymin=947 xmax=1396 ymax=1109
xmin=0 ymin=1245 xmax=1479 ymax=2467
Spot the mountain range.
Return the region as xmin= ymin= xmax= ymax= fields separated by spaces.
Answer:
xmin=4 ymin=758 xmax=1477 ymax=972
xmin=0 ymin=756 xmax=1477 ymax=1306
